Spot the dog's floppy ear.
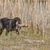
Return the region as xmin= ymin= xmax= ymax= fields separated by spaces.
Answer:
xmin=14 ymin=17 xmax=21 ymax=24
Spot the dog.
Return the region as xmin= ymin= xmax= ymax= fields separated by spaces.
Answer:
xmin=0 ymin=17 xmax=21 ymax=35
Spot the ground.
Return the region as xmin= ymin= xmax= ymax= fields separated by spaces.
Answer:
xmin=0 ymin=27 xmax=50 ymax=50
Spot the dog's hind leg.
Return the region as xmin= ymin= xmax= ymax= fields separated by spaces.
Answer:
xmin=0 ymin=29 xmax=3 ymax=35
xmin=5 ymin=30 xmax=9 ymax=36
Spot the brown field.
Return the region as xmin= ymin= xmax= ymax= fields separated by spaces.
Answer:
xmin=0 ymin=0 xmax=50 ymax=50
xmin=0 ymin=27 xmax=49 ymax=50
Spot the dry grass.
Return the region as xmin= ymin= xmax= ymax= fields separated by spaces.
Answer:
xmin=0 ymin=27 xmax=49 ymax=50
xmin=0 ymin=0 xmax=49 ymax=50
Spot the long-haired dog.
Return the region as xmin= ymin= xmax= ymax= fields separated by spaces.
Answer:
xmin=0 ymin=17 xmax=21 ymax=35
